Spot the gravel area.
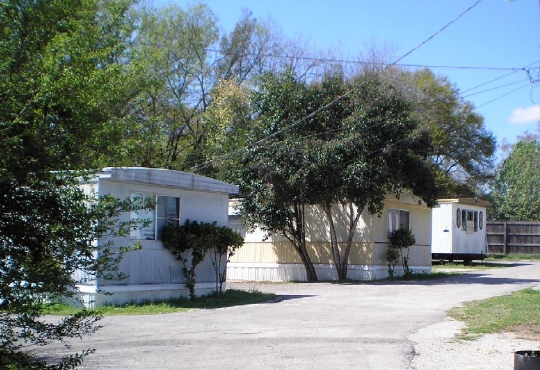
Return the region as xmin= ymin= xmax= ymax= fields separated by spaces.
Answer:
xmin=410 ymin=319 xmax=540 ymax=370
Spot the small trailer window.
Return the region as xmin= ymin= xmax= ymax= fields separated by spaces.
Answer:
xmin=456 ymin=208 xmax=461 ymax=228
xmin=479 ymin=211 xmax=484 ymax=230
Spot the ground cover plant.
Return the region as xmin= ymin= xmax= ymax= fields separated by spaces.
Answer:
xmin=447 ymin=288 xmax=540 ymax=340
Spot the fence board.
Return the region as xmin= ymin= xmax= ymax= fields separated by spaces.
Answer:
xmin=486 ymin=221 xmax=540 ymax=254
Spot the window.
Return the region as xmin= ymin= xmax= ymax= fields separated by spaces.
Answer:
xmin=130 ymin=193 xmax=180 ymax=240
xmin=479 ymin=211 xmax=484 ymax=230
xmin=458 ymin=208 xmax=481 ymax=233
xmin=387 ymin=209 xmax=410 ymax=238
xmin=156 ymin=196 xmax=180 ymax=240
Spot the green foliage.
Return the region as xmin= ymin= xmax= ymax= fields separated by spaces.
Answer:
xmin=490 ymin=140 xmax=540 ymax=221
xmin=125 ymin=4 xmax=275 ymax=171
xmin=224 ymin=69 xmax=439 ymax=282
xmin=209 ymin=224 xmax=244 ymax=293
xmin=386 ymin=228 xmax=416 ymax=278
xmin=389 ymin=68 xmax=496 ymax=197
xmin=0 ymin=0 xmax=139 ymax=368
xmin=162 ymin=220 xmax=243 ymax=299
xmin=0 ymin=172 xmax=142 ymax=369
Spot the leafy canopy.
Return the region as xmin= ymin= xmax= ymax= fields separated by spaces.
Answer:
xmin=490 ymin=140 xmax=540 ymax=221
xmin=0 ymin=0 xmax=138 ymax=368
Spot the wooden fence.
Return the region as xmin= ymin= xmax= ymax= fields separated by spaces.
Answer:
xmin=486 ymin=221 xmax=540 ymax=254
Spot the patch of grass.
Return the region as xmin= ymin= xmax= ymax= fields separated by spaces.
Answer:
xmin=43 ymin=289 xmax=276 ymax=316
xmin=447 ymin=288 xmax=540 ymax=340
xmin=432 ymin=261 xmax=505 ymax=270
xmin=341 ymin=270 xmax=462 ymax=284
xmin=380 ymin=270 xmax=463 ymax=282
xmin=486 ymin=254 xmax=540 ymax=261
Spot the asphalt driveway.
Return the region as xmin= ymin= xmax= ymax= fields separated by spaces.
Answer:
xmin=32 ymin=262 xmax=540 ymax=369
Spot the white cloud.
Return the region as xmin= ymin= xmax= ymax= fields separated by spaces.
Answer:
xmin=508 ymin=105 xmax=540 ymax=124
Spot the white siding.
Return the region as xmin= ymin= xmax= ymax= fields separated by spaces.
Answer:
xmin=431 ymin=203 xmax=453 ymax=254
xmin=432 ymin=200 xmax=488 ymax=256
xmin=75 ymin=168 xmax=236 ymax=307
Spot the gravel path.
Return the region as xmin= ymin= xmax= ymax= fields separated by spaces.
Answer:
xmin=410 ymin=318 xmax=539 ymax=370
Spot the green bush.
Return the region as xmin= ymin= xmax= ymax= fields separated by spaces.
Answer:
xmin=386 ymin=228 xmax=416 ymax=278
xmin=163 ymin=220 xmax=243 ymax=299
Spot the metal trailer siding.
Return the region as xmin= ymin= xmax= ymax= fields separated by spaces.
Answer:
xmin=432 ymin=200 xmax=488 ymax=257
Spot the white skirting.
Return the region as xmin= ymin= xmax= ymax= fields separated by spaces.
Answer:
xmin=74 ymin=282 xmax=222 ymax=309
xmin=227 ymin=263 xmax=431 ymax=282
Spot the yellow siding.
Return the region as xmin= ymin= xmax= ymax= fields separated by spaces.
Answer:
xmin=230 ymin=194 xmax=431 ymax=269
xmin=230 ymin=241 xmax=373 ymax=265
xmin=372 ymin=243 xmax=431 ymax=266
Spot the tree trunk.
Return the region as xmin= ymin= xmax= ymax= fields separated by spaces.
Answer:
xmin=295 ymin=244 xmax=318 ymax=282
xmin=341 ymin=203 xmax=362 ymax=280
xmin=285 ymin=203 xmax=318 ymax=282
xmin=324 ymin=203 xmax=362 ymax=282
xmin=323 ymin=205 xmax=345 ymax=280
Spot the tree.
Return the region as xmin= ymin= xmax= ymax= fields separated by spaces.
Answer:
xmin=302 ymin=72 xmax=439 ymax=281
xmin=356 ymin=47 xmax=496 ymax=197
xmin=224 ymin=69 xmax=439 ymax=281
xmin=0 ymin=0 xmax=138 ymax=367
xmin=391 ymin=69 xmax=496 ymax=197
xmin=490 ymin=140 xmax=540 ymax=221
xmin=223 ymin=70 xmax=321 ymax=281
xmin=125 ymin=4 xmax=279 ymax=171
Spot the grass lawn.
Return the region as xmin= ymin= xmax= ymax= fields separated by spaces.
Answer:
xmin=486 ymin=254 xmax=540 ymax=261
xmin=432 ymin=261 xmax=508 ymax=271
xmin=447 ymin=288 xmax=540 ymax=340
xmin=43 ymin=289 xmax=276 ymax=316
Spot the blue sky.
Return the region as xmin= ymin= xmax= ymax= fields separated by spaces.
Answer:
xmin=162 ymin=0 xmax=540 ymax=152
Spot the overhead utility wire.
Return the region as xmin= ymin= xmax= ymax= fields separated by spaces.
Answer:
xmin=391 ymin=0 xmax=482 ymax=66
xmin=476 ymin=82 xmax=532 ymax=109
xmin=462 ymin=78 xmax=531 ymax=98
xmin=203 ymin=47 xmax=528 ymax=72
xmin=461 ymin=60 xmax=540 ymax=94
xmin=246 ymin=0 xmax=484 ymax=149
xmin=191 ymin=0 xmax=484 ymax=172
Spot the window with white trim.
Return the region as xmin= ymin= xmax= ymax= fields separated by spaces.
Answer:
xmin=479 ymin=211 xmax=484 ymax=230
xmin=130 ymin=193 xmax=180 ymax=240
xmin=387 ymin=209 xmax=410 ymax=238
xmin=459 ymin=208 xmax=480 ymax=234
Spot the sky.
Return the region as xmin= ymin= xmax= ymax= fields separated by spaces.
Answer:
xmin=158 ymin=0 xmax=540 ymax=155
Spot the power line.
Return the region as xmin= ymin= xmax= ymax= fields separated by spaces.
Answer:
xmin=191 ymin=0 xmax=485 ymax=173
xmin=245 ymin=0 xmax=484 ymax=151
xmin=461 ymin=63 xmax=537 ymax=94
xmin=392 ymin=0 xmax=482 ymax=66
xmin=462 ymin=78 xmax=531 ymax=98
xmin=204 ymin=47 xmax=531 ymax=72
xmin=476 ymin=82 xmax=532 ymax=109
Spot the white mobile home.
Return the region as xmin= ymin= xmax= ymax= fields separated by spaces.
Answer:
xmin=227 ymin=193 xmax=432 ymax=281
xmin=77 ymin=167 xmax=239 ymax=308
xmin=431 ymin=198 xmax=490 ymax=262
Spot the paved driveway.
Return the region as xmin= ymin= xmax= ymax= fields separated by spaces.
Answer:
xmin=33 ymin=262 xmax=540 ymax=369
